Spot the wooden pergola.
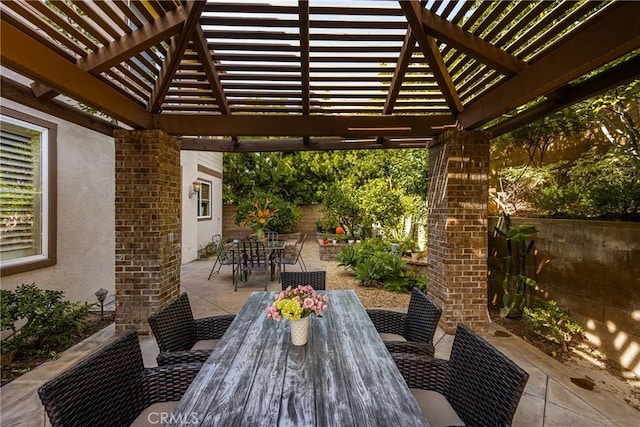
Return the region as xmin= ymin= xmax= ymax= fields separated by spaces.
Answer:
xmin=1 ymin=0 xmax=639 ymax=152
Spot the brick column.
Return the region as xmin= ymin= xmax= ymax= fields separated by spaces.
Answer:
xmin=114 ymin=130 xmax=181 ymax=334
xmin=427 ymin=130 xmax=490 ymax=333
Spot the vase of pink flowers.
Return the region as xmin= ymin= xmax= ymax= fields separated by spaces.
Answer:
xmin=266 ymin=285 xmax=329 ymax=346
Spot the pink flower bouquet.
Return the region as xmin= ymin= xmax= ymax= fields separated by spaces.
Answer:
xmin=266 ymin=285 xmax=329 ymax=321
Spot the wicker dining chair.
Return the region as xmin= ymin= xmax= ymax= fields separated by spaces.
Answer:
xmin=281 ymin=270 xmax=326 ymax=290
xmin=38 ymin=330 xmax=201 ymax=427
xmin=393 ymin=323 xmax=529 ymax=427
xmin=367 ymin=287 xmax=442 ymax=356
xmin=148 ymin=293 xmax=235 ymax=365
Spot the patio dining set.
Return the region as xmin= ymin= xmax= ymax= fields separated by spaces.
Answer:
xmin=37 ymin=277 xmax=529 ymax=427
xmin=207 ymin=233 xmax=308 ymax=290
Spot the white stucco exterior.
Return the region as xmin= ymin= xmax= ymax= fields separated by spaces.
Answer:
xmin=180 ymin=151 xmax=223 ymax=263
xmin=1 ymin=97 xmax=223 ymax=303
xmin=0 ymin=98 xmax=115 ymax=305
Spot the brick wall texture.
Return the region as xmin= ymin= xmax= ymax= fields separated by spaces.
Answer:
xmin=114 ymin=130 xmax=181 ymax=335
xmin=489 ymin=217 xmax=640 ymax=374
xmin=427 ymin=130 xmax=491 ymax=333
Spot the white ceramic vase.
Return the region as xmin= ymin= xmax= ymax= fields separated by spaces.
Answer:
xmin=289 ymin=316 xmax=310 ymax=346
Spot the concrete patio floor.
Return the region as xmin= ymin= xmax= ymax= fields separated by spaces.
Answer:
xmin=1 ymin=240 xmax=637 ymax=426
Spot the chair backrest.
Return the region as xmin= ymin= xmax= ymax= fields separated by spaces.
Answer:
xmin=293 ymin=236 xmax=306 ymax=260
xmin=404 ymin=287 xmax=442 ymax=345
xmin=211 ymin=234 xmax=222 ymax=247
xmin=38 ymin=330 xmax=146 ymax=427
xmin=445 ymin=323 xmax=529 ymax=427
xmin=242 ymin=241 xmax=269 ymax=267
xmin=265 ymin=230 xmax=279 ymax=245
xmin=148 ymin=293 xmax=197 ymax=352
xmin=281 ymin=271 xmax=326 ymax=290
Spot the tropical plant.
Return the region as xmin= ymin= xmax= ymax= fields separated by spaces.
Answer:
xmin=336 ymin=246 xmax=358 ymax=269
xmin=494 ymin=214 xmax=538 ymax=318
xmin=235 ymin=192 xmax=301 ymax=233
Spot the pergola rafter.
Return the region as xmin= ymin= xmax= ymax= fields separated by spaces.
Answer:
xmin=0 ymin=0 xmax=637 ymax=151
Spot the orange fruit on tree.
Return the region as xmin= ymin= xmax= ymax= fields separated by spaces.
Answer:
xmin=335 ymin=226 xmax=345 ymax=235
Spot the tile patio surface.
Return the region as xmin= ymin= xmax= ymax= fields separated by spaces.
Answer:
xmin=1 ymin=240 xmax=637 ymax=426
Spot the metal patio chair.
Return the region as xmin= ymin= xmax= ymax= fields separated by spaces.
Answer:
xmin=280 ymin=233 xmax=307 ymax=274
xmin=238 ymin=240 xmax=270 ymax=291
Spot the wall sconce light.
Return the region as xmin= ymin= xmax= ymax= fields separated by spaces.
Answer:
xmin=189 ymin=181 xmax=201 ymax=198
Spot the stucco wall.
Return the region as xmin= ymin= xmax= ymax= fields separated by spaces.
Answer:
xmin=488 ymin=217 xmax=640 ymax=374
xmin=1 ymin=98 xmax=115 ymax=305
xmin=180 ymin=151 xmax=223 ymax=263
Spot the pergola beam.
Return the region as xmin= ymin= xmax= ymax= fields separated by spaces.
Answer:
xmin=487 ymin=54 xmax=640 ymax=137
xmin=417 ymin=7 xmax=527 ymax=75
xmin=192 ymin=25 xmax=230 ymax=115
xmin=157 ymin=114 xmax=454 ymax=137
xmin=383 ymin=29 xmax=416 ymax=115
xmin=31 ymin=5 xmax=188 ymax=99
xmin=459 ymin=1 xmax=640 ymax=129
xmin=180 ymin=137 xmax=428 ymax=152
xmin=148 ymin=0 xmax=206 ymax=113
xmin=0 ymin=21 xmax=152 ymax=129
xmin=1 ymin=76 xmax=119 ymax=137
xmin=399 ymin=1 xmax=463 ymax=114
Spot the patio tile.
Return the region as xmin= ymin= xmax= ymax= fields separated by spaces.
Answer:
xmin=512 ymin=392 xmax=545 ymax=427
xmin=434 ymin=332 xmax=454 ymax=360
xmin=545 ymin=377 xmax=612 ymax=423
xmin=543 ymin=401 xmax=611 ymax=427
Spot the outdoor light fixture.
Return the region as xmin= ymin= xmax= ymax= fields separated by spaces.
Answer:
xmin=95 ymin=288 xmax=108 ymax=321
xmin=189 ymin=181 xmax=201 ymax=198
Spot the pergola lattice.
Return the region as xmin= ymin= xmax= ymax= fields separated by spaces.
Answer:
xmin=1 ymin=0 xmax=639 ymax=151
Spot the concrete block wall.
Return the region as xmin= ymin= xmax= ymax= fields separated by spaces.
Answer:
xmin=114 ymin=130 xmax=181 ymax=334
xmin=427 ymin=130 xmax=490 ymax=333
xmin=489 ymin=217 xmax=640 ymax=374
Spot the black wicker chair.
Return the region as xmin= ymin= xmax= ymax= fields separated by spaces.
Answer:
xmin=148 ymin=292 xmax=235 ymax=365
xmin=38 ymin=330 xmax=201 ymax=427
xmin=393 ymin=323 xmax=529 ymax=427
xmin=281 ymin=270 xmax=326 ymax=290
xmin=367 ymin=287 xmax=442 ymax=356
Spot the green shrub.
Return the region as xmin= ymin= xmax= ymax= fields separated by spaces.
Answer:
xmin=523 ymin=300 xmax=584 ymax=352
xmin=1 ymin=283 xmax=93 ymax=357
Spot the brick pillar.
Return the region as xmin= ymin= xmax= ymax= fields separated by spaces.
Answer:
xmin=114 ymin=130 xmax=181 ymax=334
xmin=427 ymin=130 xmax=490 ymax=333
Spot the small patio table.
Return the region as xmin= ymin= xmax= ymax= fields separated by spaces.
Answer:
xmin=166 ymin=290 xmax=429 ymax=426
xmin=225 ymin=240 xmax=285 ymax=284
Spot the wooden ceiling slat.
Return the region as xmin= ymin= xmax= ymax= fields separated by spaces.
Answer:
xmin=519 ymin=2 xmax=605 ymax=61
xmin=104 ymin=69 xmax=151 ymax=100
xmin=204 ymin=3 xmax=299 ymax=14
xmin=114 ymin=64 xmax=153 ymax=94
xmin=0 ymin=6 xmax=75 ymax=61
xmin=471 ymin=2 xmax=508 ymax=39
xmin=458 ymin=2 xmax=640 ymax=129
xmin=132 ymin=1 xmax=156 ymax=22
xmin=494 ymin=2 xmax=551 ymax=51
xmin=94 ymin=1 xmax=133 ymax=34
xmin=71 ymin=1 xmax=122 ymax=40
xmin=27 ymin=1 xmax=99 ymax=51
xmin=1 ymin=1 xmax=87 ymax=57
xmin=57 ymin=1 xmax=110 ymax=46
xmin=204 ymin=30 xmax=301 ymax=41
xmin=112 ymin=0 xmax=145 ymax=29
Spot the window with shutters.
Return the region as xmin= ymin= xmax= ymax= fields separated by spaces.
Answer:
xmin=0 ymin=108 xmax=57 ymax=276
xmin=197 ymin=180 xmax=211 ymax=220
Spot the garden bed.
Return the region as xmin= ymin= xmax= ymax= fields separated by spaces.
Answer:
xmin=1 ymin=311 xmax=115 ymax=387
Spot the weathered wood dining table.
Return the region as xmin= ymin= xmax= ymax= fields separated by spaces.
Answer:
xmin=167 ymin=290 xmax=429 ymax=426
